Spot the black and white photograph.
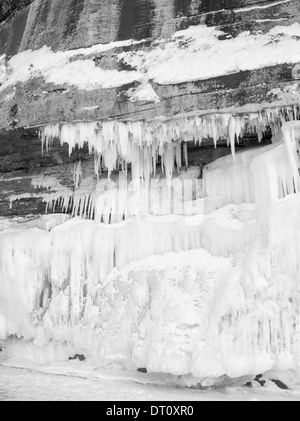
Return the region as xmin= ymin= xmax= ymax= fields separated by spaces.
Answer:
xmin=0 ymin=0 xmax=300 ymax=403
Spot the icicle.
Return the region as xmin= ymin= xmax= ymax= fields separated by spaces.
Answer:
xmin=184 ymin=142 xmax=188 ymax=168
xmin=73 ymin=160 xmax=82 ymax=189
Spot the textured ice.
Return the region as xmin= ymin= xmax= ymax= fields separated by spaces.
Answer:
xmin=1 ymin=120 xmax=300 ymax=383
xmin=37 ymin=107 xmax=299 ymax=222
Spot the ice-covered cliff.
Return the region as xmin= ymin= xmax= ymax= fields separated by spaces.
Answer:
xmin=1 ymin=121 xmax=300 ymax=385
xmin=1 ymin=0 xmax=300 ymax=387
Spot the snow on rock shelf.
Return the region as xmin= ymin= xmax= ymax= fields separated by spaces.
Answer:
xmin=3 ymin=23 xmax=300 ymax=92
xmin=1 ymin=121 xmax=300 ymax=383
xmin=0 ymin=54 xmax=8 ymax=85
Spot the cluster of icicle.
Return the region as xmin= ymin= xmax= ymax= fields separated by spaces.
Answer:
xmin=2 ymin=193 xmax=300 ymax=378
xmin=204 ymin=120 xmax=300 ymax=210
xmin=43 ymin=168 xmax=204 ymax=224
xmin=38 ymin=106 xmax=300 ymax=220
xmin=40 ymin=106 xmax=300 ymax=181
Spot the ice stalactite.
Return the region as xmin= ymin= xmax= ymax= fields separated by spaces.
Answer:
xmin=36 ymin=106 xmax=300 ymax=221
xmin=73 ymin=160 xmax=83 ymax=189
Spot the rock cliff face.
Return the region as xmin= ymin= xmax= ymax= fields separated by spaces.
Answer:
xmin=0 ymin=0 xmax=299 ymax=217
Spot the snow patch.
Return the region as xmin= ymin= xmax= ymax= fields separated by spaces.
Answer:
xmin=126 ymin=82 xmax=160 ymax=103
xmin=120 ymin=23 xmax=300 ymax=85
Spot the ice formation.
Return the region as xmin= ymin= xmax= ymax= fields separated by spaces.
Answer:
xmin=8 ymin=167 xmax=203 ymax=224
xmin=40 ymin=105 xmax=298 ymax=174
xmin=1 ymin=195 xmax=300 ymax=378
xmin=0 ymin=54 xmax=8 ymax=85
xmin=1 ymin=116 xmax=300 ymax=382
xmin=0 ymin=40 xmax=144 ymax=93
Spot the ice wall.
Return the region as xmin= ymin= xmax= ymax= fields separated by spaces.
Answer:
xmin=41 ymin=107 xmax=293 ymax=168
xmin=1 ymin=119 xmax=300 ymax=382
xmin=37 ymin=107 xmax=300 ymax=221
